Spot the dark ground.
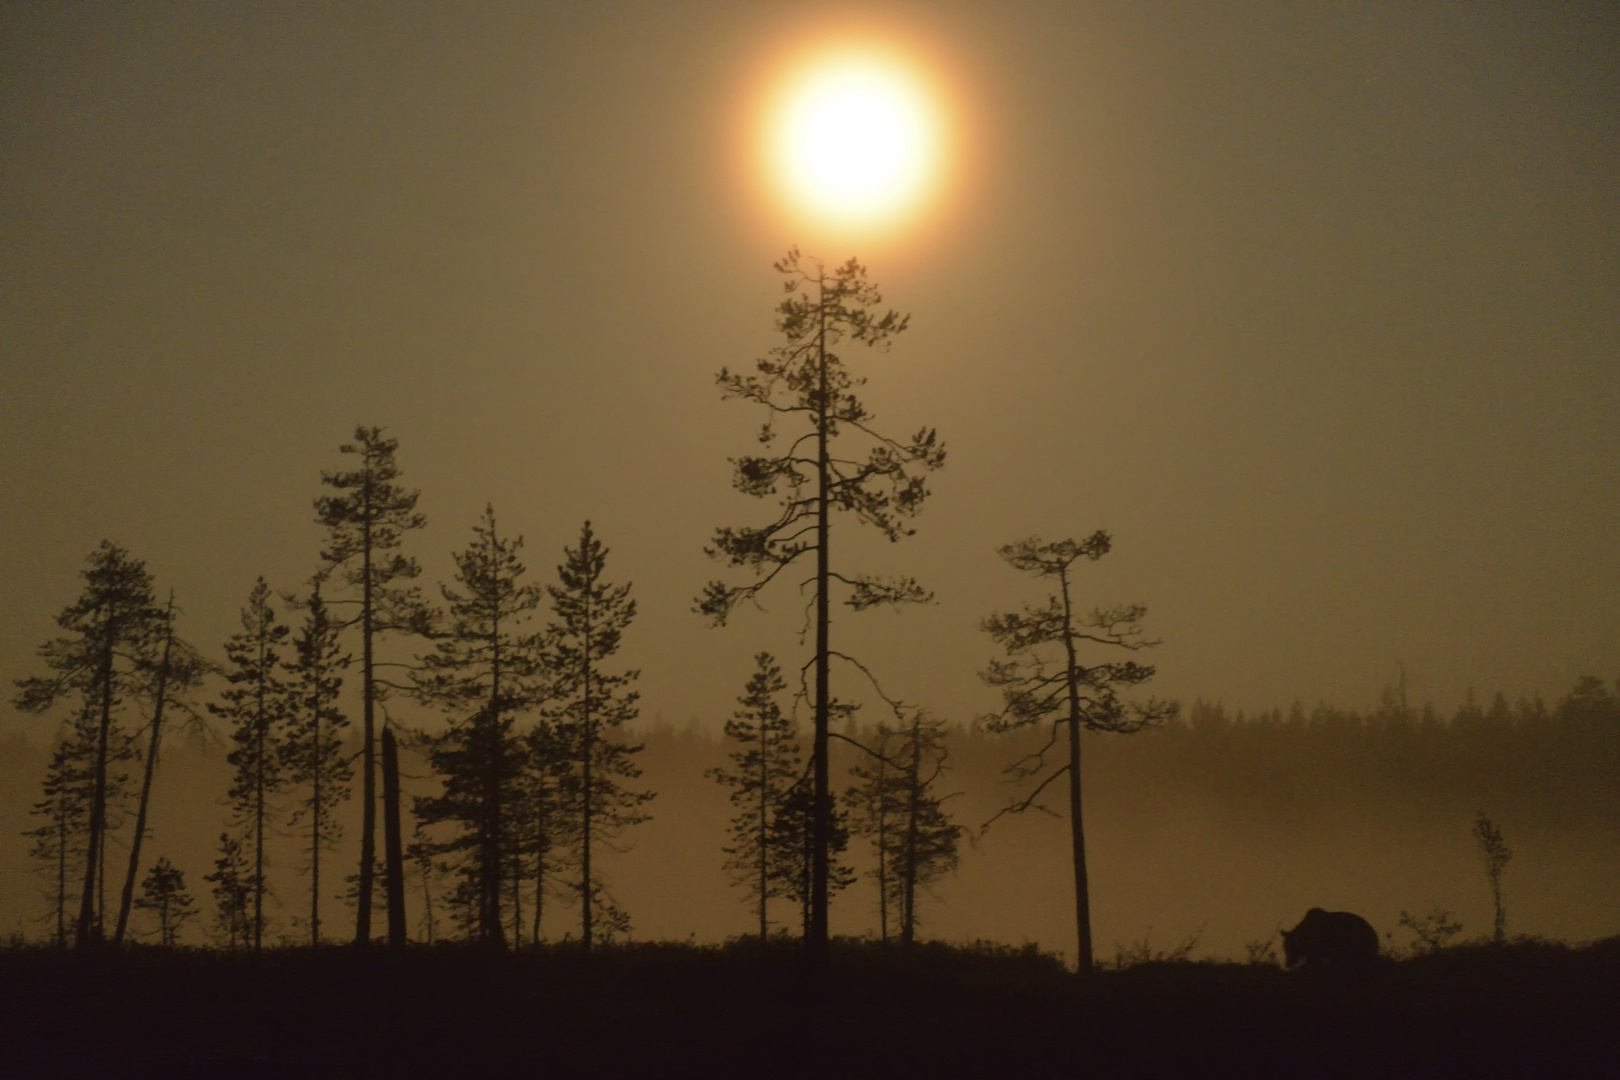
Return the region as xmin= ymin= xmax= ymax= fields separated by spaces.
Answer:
xmin=1 ymin=938 xmax=1616 ymax=1079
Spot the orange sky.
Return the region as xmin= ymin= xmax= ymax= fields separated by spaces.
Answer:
xmin=2 ymin=2 xmax=1617 ymax=739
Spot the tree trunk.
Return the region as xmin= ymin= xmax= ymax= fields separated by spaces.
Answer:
xmin=382 ymin=726 xmax=407 ymax=948
xmin=531 ymin=764 xmax=547 ymax=945
xmin=580 ymin=618 xmax=594 ymax=952
xmin=311 ymin=675 xmax=324 ymax=946
xmin=758 ymin=723 xmax=769 ymax=941
xmin=253 ymin=627 xmax=268 ymax=954
xmin=76 ymin=615 xmax=117 ymax=949
xmin=55 ymin=798 xmax=69 ymax=949
xmin=809 ymin=281 xmax=831 ymax=963
xmin=1060 ymin=570 xmax=1094 ymax=973
xmin=357 ymin=499 xmax=376 ymax=946
xmin=114 ymin=597 xmax=176 ymax=944
xmin=901 ymin=721 xmax=921 ymax=946
xmin=876 ymin=748 xmax=890 ymax=944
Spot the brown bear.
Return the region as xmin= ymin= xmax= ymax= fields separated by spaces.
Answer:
xmin=1280 ymin=908 xmax=1379 ymax=969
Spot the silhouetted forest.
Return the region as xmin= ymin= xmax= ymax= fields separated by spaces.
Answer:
xmin=4 ymin=675 xmax=1618 ymax=954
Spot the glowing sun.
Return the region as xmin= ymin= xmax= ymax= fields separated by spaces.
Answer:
xmin=767 ymin=49 xmax=943 ymax=227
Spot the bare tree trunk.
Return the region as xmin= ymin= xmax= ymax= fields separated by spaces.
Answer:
xmin=383 ymin=726 xmax=407 ymax=947
xmin=580 ymin=620 xmax=594 ymax=952
xmin=1060 ymin=570 xmax=1094 ymax=973
xmin=114 ymin=595 xmax=176 ymax=945
xmin=55 ymin=807 xmax=69 ymax=949
xmin=901 ymin=720 xmax=921 ymax=946
xmin=809 ymin=283 xmax=831 ymax=964
xmin=311 ymin=699 xmax=324 ymax=946
xmin=758 ymin=722 xmax=769 ymax=941
xmin=357 ymin=500 xmax=376 ymax=945
xmin=876 ymin=747 xmax=890 ymax=944
xmin=76 ymin=622 xmax=117 ymax=949
xmin=531 ymin=763 xmax=547 ymax=945
xmin=419 ymin=848 xmax=436 ymax=945
xmin=252 ymin=627 xmax=269 ymax=954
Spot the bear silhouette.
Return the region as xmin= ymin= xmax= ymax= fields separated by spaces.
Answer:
xmin=1280 ymin=908 xmax=1379 ymax=969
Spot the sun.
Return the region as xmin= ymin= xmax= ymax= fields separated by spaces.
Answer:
xmin=767 ymin=49 xmax=943 ymax=228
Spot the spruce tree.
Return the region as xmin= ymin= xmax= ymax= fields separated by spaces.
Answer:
xmin=708 ymin=652 xmax=802 ymax=939
xmin=281 ymin=585 xmax=352 ymax=946
xmin=210 ymin=578 xmax=290 ymax=952
xmin=698 ymin=250 xmax=945 ymax=960
xmin=315 ymin=426 xmax=429 ymax=944
xmin=545 ymin=521 xmax=652 ymax=950
xmin=980 ymin=533 xmax=1172 ymax=972
xmin=414 ymin=506 xmax=543 ymax=947
xmin=14 ymin=541 xmax=164 ymax=947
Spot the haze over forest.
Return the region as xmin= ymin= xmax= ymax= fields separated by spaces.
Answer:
xmin=2 ymin=4 xmax=1617 ymax=961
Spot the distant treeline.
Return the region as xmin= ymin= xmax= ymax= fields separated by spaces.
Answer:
xmin=1173 ymin=676 xmax=1620 ymax=737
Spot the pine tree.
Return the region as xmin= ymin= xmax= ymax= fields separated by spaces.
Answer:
xmin=14 ymin=541 xmax=164 ymax=947
xmin=203 ymin=833 xmax=253 ymax=950
xmin=545 ymin=521 xmax=653 ymax=950
xmin=315 ymin=426 xmax=430 ymax=944
xmin=414 ymin=506 xmax=544 ymax=947
xmin=281 ymin=585 xmax=352 ymax=946
xmin=888 ymin=710 xmax=961 ymax=945
xmin=113 ymin=591 xmax=205 ymax=945
xmin=772 ymin=772 xmax=855 ymax=940
xmin=518 ymin=719 xmax=573 ymax=944
xmin=844 ymin=724 xmax=903 ymax=942
xmin=210 ymin=578 xmax=290 ymax=952
xmin=408 ymin=820 xmax=440 ymax=945
xmin=133 ymin=856 xmax=196 ymax=946
xmin=698 ymin=250 xmax=945 ymax=960
xmin=708 ymin=653 xmax=802 ymax=940
xmin=980 ymin=534 xmax=1173 ymax=972
xmin=24 ymin=719 xmax=95 ymax=948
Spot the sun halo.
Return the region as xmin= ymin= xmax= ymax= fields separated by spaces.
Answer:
xmin=766 ymin=49 xmax=944 ymax=230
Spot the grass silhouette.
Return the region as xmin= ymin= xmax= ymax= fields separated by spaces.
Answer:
xmin=0 ymin=936 xmax=1614 ymax=1078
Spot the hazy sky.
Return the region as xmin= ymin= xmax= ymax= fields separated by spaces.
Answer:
xmin=3 ymin=2 xmax=1617 ymax=738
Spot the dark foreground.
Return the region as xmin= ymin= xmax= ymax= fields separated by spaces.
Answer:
xmin=2 ymin=938 xmax=1616 ymax=1079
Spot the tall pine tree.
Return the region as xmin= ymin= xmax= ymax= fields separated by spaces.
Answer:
xmin=698 ymin=251 xmax=945 ymax=960
xmin=25 ymin=717 xmax=96 ymax=947
xmin=113 ymin=591 xmax=204 ymax=945
xmin=210 ymin=578 xmax=290 ymax=953
xmin=981 ymin=533 xmax=1172 ymax=972
xmin=414 ymin=505 xmax=544 ymax=947
xmin=315 ymin=425 xmax=430 ymax=945
xmin=545 ymin=521 xmax=652 ymax=950
xmin=15 ymin=542 xmax=164 ymax=947
xmin=281 ymin=585 xmax=352 ymax=946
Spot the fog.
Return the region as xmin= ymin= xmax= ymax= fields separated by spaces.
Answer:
xmin=5 ymin=690 xmax=1616 ymax=958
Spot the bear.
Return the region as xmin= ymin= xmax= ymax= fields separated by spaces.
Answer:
xmin=1280 ymin=908 xmax=1379 ymax=970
